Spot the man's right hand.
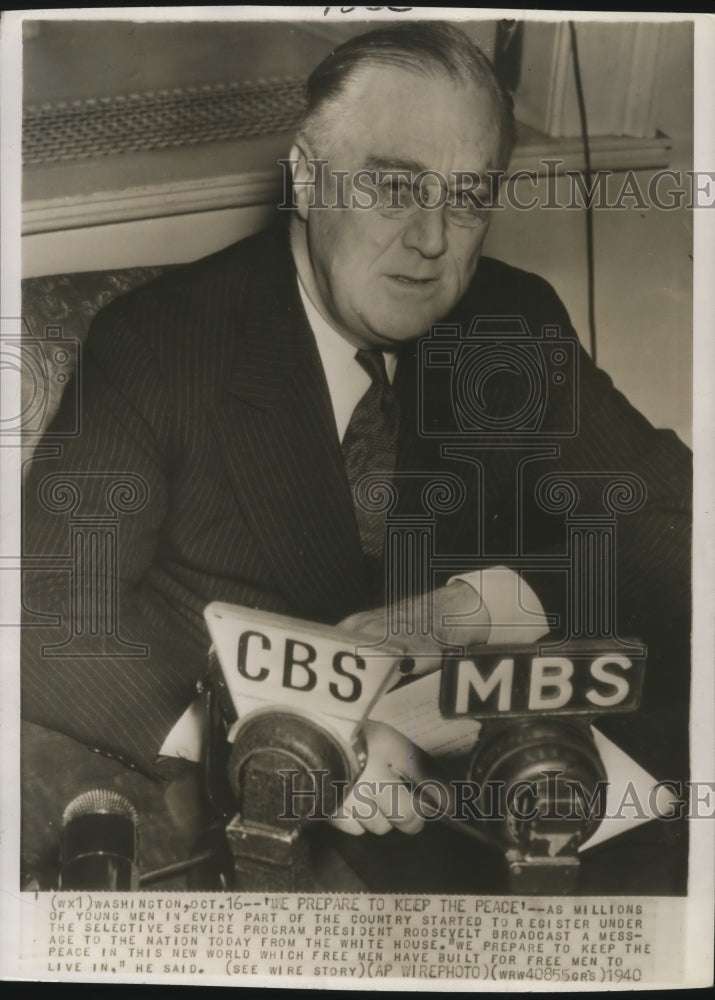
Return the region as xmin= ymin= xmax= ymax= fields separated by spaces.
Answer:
xmin=328 ymin=721 xmax=427 ymax=837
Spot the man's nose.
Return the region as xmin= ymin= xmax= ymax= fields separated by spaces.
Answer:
xmin=401 ymin=204 xmax=448 ymax=258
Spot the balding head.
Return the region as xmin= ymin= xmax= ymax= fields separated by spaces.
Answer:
xmin=300 ymin=22 xmax=515 ymax=172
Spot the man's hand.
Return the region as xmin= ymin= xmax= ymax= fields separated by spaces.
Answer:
xmin=330 ymin=583 xmax=489 ymax=836
xmin=329 ymin=721 xmax=426 ymax=836
xmin=340 ymin=580 xmax=491 ymax=676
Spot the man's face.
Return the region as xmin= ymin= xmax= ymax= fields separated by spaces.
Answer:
xmin=294 ymin=64 xmax=503 ymax=349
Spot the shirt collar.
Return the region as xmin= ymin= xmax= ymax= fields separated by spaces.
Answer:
xmin=296 ymin=276 xmax=397 ymax=442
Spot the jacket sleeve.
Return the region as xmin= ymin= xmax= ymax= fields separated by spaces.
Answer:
xmin=22 ymin=299 xmax=205 ymax=778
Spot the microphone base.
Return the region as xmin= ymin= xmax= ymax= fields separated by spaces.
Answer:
xmin=61 ymin=854 xmax=139 ymax=892
xmin=225 ymin=815 xmax=314 ymax=892
xmin=505 ymin=849 xmax=580 ymax=894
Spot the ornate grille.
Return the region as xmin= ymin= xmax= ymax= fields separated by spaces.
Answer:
xmin=23 ymin=75 xmax=307 ymax=166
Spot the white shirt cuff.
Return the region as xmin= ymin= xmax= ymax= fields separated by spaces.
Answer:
xmin=158 ymin=694 xmax=206 ymax=761
xmin=448 ymin=566 xmax=550 ymax=645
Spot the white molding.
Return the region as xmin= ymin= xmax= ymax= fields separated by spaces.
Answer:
xmin=22 ymin=169 xmax=284 ymax=235
xmin=512 ymin=130 xmax=672 ymax=173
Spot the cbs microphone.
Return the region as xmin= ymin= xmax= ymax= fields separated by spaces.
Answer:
xmin=60 ymin=789 xmax=139 ymax=891
xmin=201 ymin=602 xmax=406 ymax=890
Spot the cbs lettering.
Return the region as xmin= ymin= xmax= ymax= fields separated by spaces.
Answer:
xmin=236 ymin=629 xmax=366 ymax=703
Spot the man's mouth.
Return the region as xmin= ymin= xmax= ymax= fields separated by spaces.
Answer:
xmin=388 ymin=274 xmax=439 ymax=286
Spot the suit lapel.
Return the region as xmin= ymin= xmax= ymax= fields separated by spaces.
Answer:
xmin=208 ymin=228 xmax=372 ymax=624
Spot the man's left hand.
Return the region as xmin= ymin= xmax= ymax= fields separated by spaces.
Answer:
xmin=340 ymin=580 xmax=491 ymax=676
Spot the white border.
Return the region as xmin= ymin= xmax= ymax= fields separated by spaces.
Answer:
xmin=0 ymin=3 xmax=24 ymax=983
xmin=1 ymin=7 xmax=713 ymax=990
xmin=685 ymin=10 xmax=715 ymax=987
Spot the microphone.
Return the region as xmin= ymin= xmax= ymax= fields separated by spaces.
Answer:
xmin=60 ymin=789 xmax=139 ymax=891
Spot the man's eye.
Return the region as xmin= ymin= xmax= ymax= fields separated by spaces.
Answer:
xmin=378 ymin=179 xmax=412 ymax=208
xmin=447 ymin=190 xmax=492 ymax=225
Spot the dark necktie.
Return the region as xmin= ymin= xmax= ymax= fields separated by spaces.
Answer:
xmin=342 ymin=349 xmax=400 ymax=561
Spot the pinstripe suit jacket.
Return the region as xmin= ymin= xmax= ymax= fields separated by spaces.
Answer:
xmin=22 ymin=224 xmax=691 ymax=779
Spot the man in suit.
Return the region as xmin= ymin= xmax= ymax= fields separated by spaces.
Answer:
xmin=22 ymin=23 xmax=690 ymax=887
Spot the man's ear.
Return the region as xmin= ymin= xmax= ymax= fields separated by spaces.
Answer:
xmin=288 ymin=137 xmax=319 ymax=223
